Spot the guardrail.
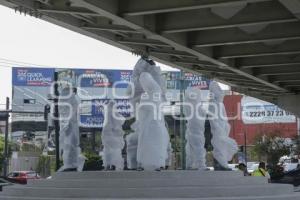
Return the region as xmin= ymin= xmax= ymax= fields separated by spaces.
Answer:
xmin=0 ymin=178 xmax=13 ymax=192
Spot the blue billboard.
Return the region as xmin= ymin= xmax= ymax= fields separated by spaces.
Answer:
xmin=80 ymin=99 xmax=131 ymax=128
xmin=12 ymin=67 xmax=211 ymax=128
xmin=12 ymin=67 xmax=55 ymax=86
xmin=75 ymin=69 xmax=132 ymax=88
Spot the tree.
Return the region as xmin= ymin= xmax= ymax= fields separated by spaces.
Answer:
xmin=0 ymin=136 xmax=20 ymax=174
xmin=0 ymin=136 xmax=4 ymax=173
xmin=0 ymin=136 xmax=9 ymax=173
xmin=292 ymin=135 xmax=300 ymax=156
xmin=252 ymin=131 xmax=293 ymax=166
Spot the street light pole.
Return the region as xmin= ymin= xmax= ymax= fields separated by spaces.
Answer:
xmin=3 ymin=97 xmax=9 ymax=176
xmin=244 ymin=130 xmax=248 ymax=165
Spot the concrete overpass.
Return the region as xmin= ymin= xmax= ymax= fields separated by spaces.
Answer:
xmin=1 ymin=0 xmax=300 ymax=116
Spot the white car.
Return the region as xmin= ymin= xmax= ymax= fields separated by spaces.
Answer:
xmin=283 ymin=163 xmax=299 ymax=172
xmin=228 ymin=164 xmax=238 ymax=171
xmin=247 ymin=162 xmax=259 ymax=173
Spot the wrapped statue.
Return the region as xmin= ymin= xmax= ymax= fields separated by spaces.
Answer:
xmin=101 ymin=101 xmax=125 ymax=170
xmin=126 ymin=58 xmax=170 ymax=170
xmin=208 ymin=81 xmax=238 ymax=169
xmin=165 ymin=142 xmax=173 ymax=169
xmin=125 ymin=122 xmax=139 ymax=169
xmin=184 ymin=88 xmax=207 ymax=170
xmin=58 ymin=84 xmax=85 ymax=172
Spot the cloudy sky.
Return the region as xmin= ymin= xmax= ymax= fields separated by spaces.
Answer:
xmin=0 ymin=5 xmax=228 ymax=110
xmin=0 ymin=5 xmax=179 ymax=109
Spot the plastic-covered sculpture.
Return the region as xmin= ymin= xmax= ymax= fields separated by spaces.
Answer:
xmin=184 ymin=88 xmax=207 ymax=170
xmin=126 ymin=58 xmax=170 ymax=170
xmin=165 ymin=142 xmax=173 ymax=169
xmin=208 ymin=81 xmax=238 ymax=169
xmin=101 ymin=101 xmax=125 ymax=170
xmin=128 ymin=58 xmax=167 ymax=111
xmin=125 ymin=122 xmax=139 ymax=169
xmin=58 ymin=84 xmax=85 ymax=172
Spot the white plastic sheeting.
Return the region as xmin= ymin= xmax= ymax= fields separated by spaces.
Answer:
xmin=126 ymin=58 xmax=170 ymax=170
xmin=101 ymin=101 xmax=125 ymax=170
xmin=58 ymin=87 xmax=85 ymax=172
xmin=208 ymin=81 xmax=238 ymax=168
xmin=126 ymin=130 xmax=139 ymax=169
xmin=166 ymin=142 xmax=173 ymax=167
xmin=136 ymin=72 xmax=169 ymax=170
xmin=128 ymin=58 xmax=167 ymax=110
xmin=184 ymin=88 xmax=207 ymax=169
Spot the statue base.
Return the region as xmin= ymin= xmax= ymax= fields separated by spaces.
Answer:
xmin=1 ymin=170 xmax=299 ymax=199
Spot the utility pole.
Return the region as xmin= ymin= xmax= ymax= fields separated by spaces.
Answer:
xmin=53 ymin=72 xmax=60 ymax=171
xmin=3 ymin=97 xmax=9 ymax=176
xmin=244 ymin=130 xmax=248 ymax=165
xmin=179 ymin=70 xmax=186 ymax=169
xmin=43 ymin=104 xmax=51 ymax=156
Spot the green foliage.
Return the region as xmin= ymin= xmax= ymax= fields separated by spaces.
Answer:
xmin=84 ymin=152 xmax=102 ymax=163
xmin=0 ymin=136 xmax=4 ymax=153
xmin=292 ymin=135 xmax=300 ymax=155
xmin=123 ymin=118 xmax=136 ymax=135
xmin=21 ymin=143 xmax=42 ymax=153
xmin=253 ymin=131 xmax=292 ymax=165
xmin=80 ymin=132 xmax=101 ymax=154
xmin=0 ymin=136 xmax=15 ymax=173
xmin=83 ymin=152 xmax=103 ymax=171
xmin=36 ymin=155 xmax=51 ymax=177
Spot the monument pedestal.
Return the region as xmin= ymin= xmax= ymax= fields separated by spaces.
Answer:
xmin=0 ymin=171 xmax=299 ymax=199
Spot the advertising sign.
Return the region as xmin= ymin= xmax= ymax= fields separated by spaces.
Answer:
xmin=241 ymin=96 xmax=296 ymax=124
xmin=75 ymin=69 xmax=132 ymax=88
xmin=162 ymin=71 xmax=210 ymax=90
xmin=12 ymin=67 xmax=54 ymax=86
xmin=80 ymin=99 xmax=131 ymax=128
xmin=184 ymin=72 xmax=210 ymax=89
xmin=12 ymin=67 xmax=211 ymax=127
xmin=80 ymin=115 xmax=104 ymax=128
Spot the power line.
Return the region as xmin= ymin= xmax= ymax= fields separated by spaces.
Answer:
xmin=0 ymin=61 xmax=24 ymax=67
xmin=0 ymin=57 xmax=57 ymax=68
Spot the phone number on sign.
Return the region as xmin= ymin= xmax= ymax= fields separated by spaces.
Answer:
xmin=245 ymin=110 xmax=293 ymax=117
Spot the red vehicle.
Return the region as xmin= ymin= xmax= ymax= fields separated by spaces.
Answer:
xmin=6 ymin=171 xmax=40 ymax=184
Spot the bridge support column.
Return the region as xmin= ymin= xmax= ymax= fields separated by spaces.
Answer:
xmin=277 ymin=95 xmax=300 ymax=118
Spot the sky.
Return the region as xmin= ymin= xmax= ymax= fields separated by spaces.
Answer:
xmin=0 ymin=5 xmax=227 ymax=109
xmin=0 ymin=5 xmax=178 ymax=109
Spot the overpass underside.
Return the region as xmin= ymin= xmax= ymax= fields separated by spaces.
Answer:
xmin=1 ymin=0 xmax=300 ymax=116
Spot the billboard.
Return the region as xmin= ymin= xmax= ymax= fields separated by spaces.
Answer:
xmin=162 ymin=71 xmax=210 ymax=90
xmin=241 ymin=96 xmax=296 ymax=124
xmin=12 ymin=68 xmax=54 ymax=86
xmin=75 ymin=69 xmax=132 ymax=88
xmin=12 ymin=67 xmax=211 ymax=128
xmin=80 ymin=99 xmax=131 ymax=128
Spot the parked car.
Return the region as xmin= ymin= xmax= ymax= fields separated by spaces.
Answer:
xmin=6 ymin=171 xmax=40 ymax=184
xmin=247 ymin=162 xmax=259 ymax=173
xmin=271 ymin=167 xmax=300 ymax=186
xmin=228 ymin=164 xmax=239 ymax=171
xmin=283 ymin=163 xmax=299 ymax=172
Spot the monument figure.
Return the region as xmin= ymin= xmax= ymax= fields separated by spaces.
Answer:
xmin=184 ymin=88 xmax=207 ymax=170
xmin=126 ymin=122 xmax=139 ymax=169
xmin=126 ymin=58 xmax=170 ymax=170
xmin=184 ymin=82 xmax=238 ymax=170
xmin=208 ymin=81 xmax=238 ymax=169
xmin=58 ymin=83 xmax=85 ymax=172
xmin=101 ymin=100 xmax=125 ymax=170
